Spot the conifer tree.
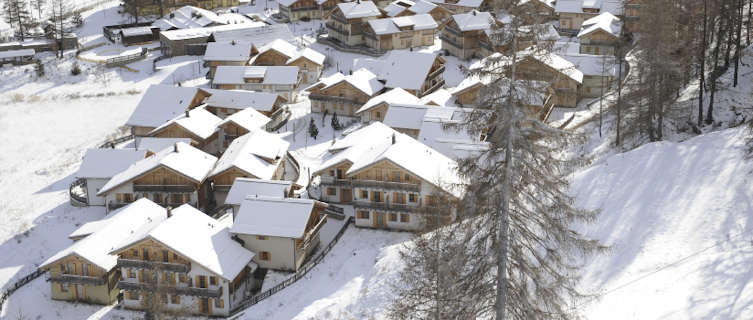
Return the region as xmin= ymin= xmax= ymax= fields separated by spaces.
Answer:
xmin=308 ymin=118 xmax=319 ymax=140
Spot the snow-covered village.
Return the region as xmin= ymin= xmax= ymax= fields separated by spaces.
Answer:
xmin=1 ymin=0 xmax=753 ymax=319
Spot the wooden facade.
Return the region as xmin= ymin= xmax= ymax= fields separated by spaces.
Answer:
xmin=278 ymin=0 xmax=339 ymax=21
xmin=309 ymin=79 xmax=377 ymax=116
xmin=103 ymin=165 xmax=205 ymax=212
xmin=123 ymin=0 xmax=240 ymax=18
xmin=440 ymin=18 xmax=487 ymax=60
xmin=579 ymin=28 xmax=618 ymax=55
xmin=363 ymin=21 xmax=436 ymax=51
xmin=148 ymin=122 xmax=219 ymax=152
xmin=515 ymin=56 xmax=580 ymax=108
xmin=43 ymin=255 xmax=120 ymax=305
xmin=326 ymin=5 xmax=381 ymax=47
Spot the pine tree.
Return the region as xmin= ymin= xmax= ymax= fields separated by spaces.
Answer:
xmin=331 ymin=111 xmax=342 ymax=130
xmin=390 ymin=2 xmax=605 ymax=319
xmin=4 ymin=0 xmax=32 ymax=41
xmin=308 ymin=118 xmax=319 ymax=140
xmin=49 ymin=0 xmax=72 ymax=58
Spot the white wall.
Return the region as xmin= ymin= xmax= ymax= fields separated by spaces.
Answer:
xmin=236 ymin=234 xmax=297 ymax=271
xmin=85 ymin=178 xmax=109 ymax=206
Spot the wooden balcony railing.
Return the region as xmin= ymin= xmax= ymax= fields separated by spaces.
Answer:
xmin=133 ymin=184 xmax=194 ymax=193
xmin=320 ymin=176 xmax=421 ymax=192
xmin=118 ymin=281 xmax=221 ymax=298
xmin=47 ymin=273 xmax=107 ymax=286
xmin=352 ymin=200 xmax=425 ymax=213
xmin=118 ymin=258 xmax=190 ymax=273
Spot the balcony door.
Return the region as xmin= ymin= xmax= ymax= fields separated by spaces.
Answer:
xmin=199 ymin=297 xmax=212 ymax=315
xmin=373 ymin=212 xmax=386 ymax=229
xmin=340 ymin=188 xmax=352 ymax=203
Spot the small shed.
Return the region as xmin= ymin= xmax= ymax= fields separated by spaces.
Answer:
xmin=119 ymin=26 xmax=160 ymax=46
xmin=0 ymin=49 xmax=35 ymax=65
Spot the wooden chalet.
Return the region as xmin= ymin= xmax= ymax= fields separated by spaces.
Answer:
xmin=577 ymin=12 xmax=622 ymax=56
xmin=363 ymin=14 xmax=438 ymax=51
xmin=381 ymin=0 xmax=453 ymax=24
xmin=514 ymin=51 xmax=584 ymax=108
xmin=277 ymin=0 xmax=339 ymax=22
xmin=308 ymin=68 xmax=385 ymax=116
xmin=146 ymin=107 xmax=223 ymax=155
xmin=203 ymin=89 xmax=286 ymax=118
xmin=126 ymin=85 xmax=211 ymax=141
xmin=203 ymin=41 xmax=258 ymax=79
xmin=250 ymin=39 xmax=326 ymax=83
xmin=441 ymin=10 xmax=495 ymax=60
xmin=554 ymin=0 xmax=623 ymax=33
xmin=326 ymin=1 xmax=383 ymax=47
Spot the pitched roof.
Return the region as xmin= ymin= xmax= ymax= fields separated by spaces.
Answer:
xmin=159 ymin=22 xmax=267 ymax=41
xmin=213 ymin=66 xmax=299 ymax=86
xmin=417 ymin=88 xmax=456 ymax=107
xmin=149 ymin=107 xmax=222 ymax=140
xmin=40 ymin=199 xmax=168 ymax=271
xmin=225 ymin=178 xmax=292 ymax=205
xmin=210 ymin=24 xmax=295 ymax=46
xmin=561 ymin=53 xmax=617 ymax=77
xmin=577 ymin=11 xmax=622 ymax=38
xmin=367 ymin=14 xmax=437 ymax=35
xmin=126 ymin=85 xmax=201 ymax=128
xmin=278 ymin=0 xmax=328 ymax=7
xmin=316 ymin=122 xmax=463 ymax=197
xmin=153 ymin=5 xmax=228 ymax=30
xmin=204 ymin=89 xmax=283 ymax=113
xmin=520 ymin=49 xmax=584 ymax=83
xmin=112 ymin=204 xmax=255 ymax=280
xmin=76 ymin=149 xmax=148 ymax=179
xmin=315 ymin=68 xmax=384 ymax=97
xmin=231 ymin=196 xmax=319 ymax=238
xmin=98 ymin=142 xmax=218 ymax=195
xmin=356 ymin=87 xmax=420 ymax=114
xmin=382 ymin=104 xmax=429 ymax=130
xmin=253 ymin=39 xmax=326 ymax=66
xmin=337 ymin=1 xmax=381 ymax=19
xmin=354 ymin=51 xmax=441 ymax=91
xmin=219 ymin=107 xmax=271 ymax=132
xmin=417 ymin=117 xmax=488 ymax=159
xmin=210 ymin=130 xmax=290 ymax=180
xmin=290 ymin=47 xmax=326 ymax=66
xmin=204 ymin=41 xmax=254 ymax=62
xmin=451 ymin=10 xmax=493 ymax=31
xmin=136 ymin=137 xmax=193 ymax=153
xmin=554 ymin=0 xmax=624 ymax=15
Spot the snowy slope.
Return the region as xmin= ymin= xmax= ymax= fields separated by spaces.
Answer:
xmin=573 ymin=127 xmax=753 ymax=319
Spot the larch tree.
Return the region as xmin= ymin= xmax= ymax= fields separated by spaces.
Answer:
xmin=49 ymin=0 xmax=72 ymax=58
xmin=3 ymin=0 xmax=32 ymax=41
xmin=390 ymin=1 xmax=605 ymax=319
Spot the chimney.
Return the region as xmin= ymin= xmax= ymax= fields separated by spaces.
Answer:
xmin=174 ymin=143 xmax=179 ymax=153
xmin=167 ymin=206 xmax=172 ymax=218
xmin=391 ymin=133 xmax=396 ymax=145
xmin=185 ymin=110 xmax=190 ymax=118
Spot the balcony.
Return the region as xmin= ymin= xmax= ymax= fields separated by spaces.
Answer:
xmin=439 ymin=34 xmax=463 ymax=50
xmin=47 ymin=273 xmax=107 ymax=286
xmin=133 ymin=184 xmax=195 ymax=193
xmin=308 ymin=93 xmax=360 ymax=104
xmin=290 ymin=6 xmax=318 ymax=12
xmin=443 ymin=26 xmax=462 ymax=36
xmin=352 ymin=200 xmax=426 ymax=213
xmin=297 ymin=215 xmax=326 ymax=252
xmin=427 ymin=64 xmax=446 ymax=79
xmin=118 ymin=281 xmax=221 ymax=298
xmin=320 ymin=176 xmax=421 ymax=192
xmin=117 ymin=258 xmax=190 ymax=273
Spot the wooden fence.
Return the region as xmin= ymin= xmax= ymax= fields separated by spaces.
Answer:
xmin=0 ymin=269 xmax=44 ymax=314
xmin=229 ymin=216 xmax=354 ymax=316
xmin=97 ymin=134 xmax=134 ymax=149
xmin=105 ymin=48 xmax=148 ymax=67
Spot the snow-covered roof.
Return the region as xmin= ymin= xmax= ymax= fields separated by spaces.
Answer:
xmin=382 ymin=104 xmax=429 ymax=130
xmin=0 ymin=48 xmax=34 ymax=59
xmin=111 ymin=204 xmax=255 ymax=280
xmin=561 ymin=53 xmax=617 ymax=77
xmin=98 ymin=142 xmax=218 ymax=195
xmin=126 ymin=85 xmax=202 ymax=128
xmin=219 ymin=107 xmax=271 ymax=132
xmin=451 ymin=10 xmax=493 ymax=32
xmin=40 ymin=199 xmax=168 ymax=271
xmin=354 ymin=51 xmax=441 ymax=91
xmin=204 ymin=89 xmax=283 ymax=113
xmin=160 ymin=22 xmax=266 ymax=41
xmin=120 ymin=26 xmax=155 ymax=37
xmin=337 ymin=1 xmax=381 ymax=19
xmin=453 ymin=0 xmax=483 ymax=6
xmin=213 ymin=66 xmax=299 ymax=86
xmin=225 ymin=178 xmax=292 ymax=205
xmin=76 ymin=149 xmax=148 ymax=179
xmin=210 ymin=130 xmax=290 ymax=181
xmin=368 ymin=14 xmax=437 ymax=35
xmin=577 ymin=12 xmax=622 ymax=38
xmin=555 ymin=0 xmax=623 ymax=15
xmin=204 ymin=41 xmax=254 ymax=62
xmin=278 ymin=0 xmax=327 ymax=6
xmin=210 ymin=24 xmax=295 ymax=46
xmin=418 ymin=117 xmax=488 ymax=159
xmin=316 ymin=122 xmax=463 ymax=197
xmin=68 ymin=218 xmax=115 ymax=240
xmin=383 ymin=0 xmax=414 ymax=17
xmin=518 ymin=0 xmax=555 ymax=8
xmin=136 ymin=137 xmax=193 ymax=153
xmin=149 ymin=107 xmax=222 ymax=140
xmin=409 ymin=0 xmax=438 ymax=14
xmin=231 ymin=196 xmax=320 ymax=238
xmin=153 ymin=6 xmax=229 ymax=30
xmin=356 ymin=88 xmax=420 ymax=114
xmin=417 ymin=88 xmax=456 ymax=107
xmin=292 ymin=47 xmax=326 ymax=66
xmin=257 ymin=38 xmax=298 ymax=59
xmin=520 ymin=49 xmax=584 ymax=83
xmin=316 ymin=68 xmax=384 ymax=97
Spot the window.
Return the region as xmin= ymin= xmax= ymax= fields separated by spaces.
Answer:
xmin=126 ymin=290 xmax=139 ymax=300
xmin=162 ymin=250 xmax=169 ymax=262
xmin=360 ymin=190 xmax=368 ymax=199
xmin=392 ymin=171 xmax=400 ymax=182
xmin=127 ymin=268 xmax=136 ymax=278
xmin=153 ymin=193 xmax=162 ymax=203
xmin=215 ymin=298 xmax=225 ymax=308
xmin=336 ymin=169 xmax=343 ymax=179
xmin=143 ymin=248 xmax=150 ymax=261
xmin=210 ymin=276 xmax=217 ymax=286
xmin=394 ymin=193 xmax=405 ymax=204
xmin=256 ymin=235 xmax=268 ymax=240
xmin=259 ymin=251 xmax=271 ymax=260
xmin=171 ymin=294 xmax=180 ymax=304
xmin=116 ymin=193 xmax=122 ymax=203
xmin=389 ymin=213 xmax=397 ymax=222
xmin=60 ymin=283 xmax=69 ymax=292
xmin=173 ymin=253 xmax=179 ymax=261
xmin=329 ymin=170 xmax=335 ymax=177
xmin=59 ymin=264 xmax=66 ymax=273
xmin=426 ymin=195 xmax=436 ymax=206
xmin=400 ymin=213 xmax=410 ymax=223
xmin=171 ymin=193 xmax=182 ymax=204
xmin=124 ymin=193 xmax=134 ymax=203
xmin=372 ymin=191 xmax=382 ymax=202
xmin=404 ymin=174 xmax=411 ymax=182
xmin=409 ymin=194 xmax=417 ymax=202
xmin=198 ymin=275 xmax=207 ymax=288
xmin=357 ymin=211 xmax=370 ymax=219
xmin=376 ymin=111 xmax=381 ymax=120
xmin=327 ymin=188 xmax=336 ymax=196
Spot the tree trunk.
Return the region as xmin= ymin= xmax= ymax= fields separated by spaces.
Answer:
xmin=707 ymin=14 xmax=726 ymax=125
xmin=734 ymin=0 xmax=743 ymax=87
xmin=699 ymin=0 xmax=707 ymax=126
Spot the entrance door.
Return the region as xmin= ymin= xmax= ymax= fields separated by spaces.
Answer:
xmin=199 ymin=297 xmax=212 ymax=314
xmin=373 ymin=212 xmax=386 ymax=228
xmin=341 ymin=189 xmax=352 ymax=203
xmin=73 ymin=284 xmax=80 ymax=300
